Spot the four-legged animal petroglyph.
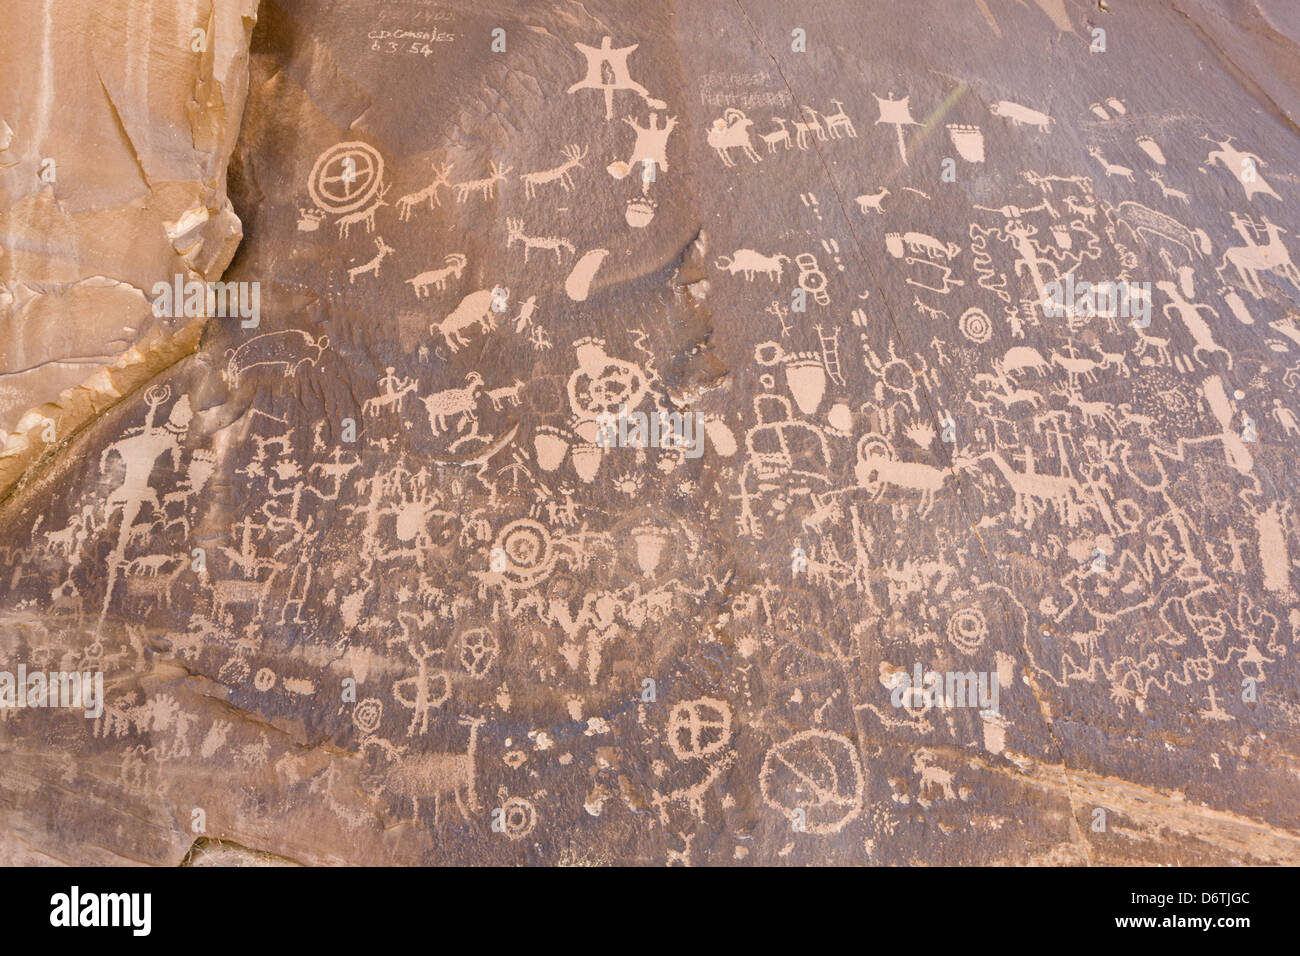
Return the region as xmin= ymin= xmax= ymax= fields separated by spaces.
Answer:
xmin=337 ymin=184 xmax=391 ymax=238
xmin=395 ymin=161 xmax=454 ymax=221
xmin=708 ymin=109 xmax=761 ymax=166
xmin=855 ymin=188 xmax=889 ymax=215
xmin=406 ymin=254 xmax=468 ymax=298
xmin=421 ymin=373 xmax=484 ymax=434
xmin=521 ymin=145 xmax=588 ymax=198
xmin=1088 ymin=147 xmax=1134 ymax=182
xmin=348 ymin=237 xmax=396 ymax=283
xmin=1219 ymin=215 xmax=1300 ymax=299
xmin=453 ymin=162 xmax=512 ymax=203
xmin=487 ymin=379 xmax=526 ymax=410
xmin=429 ymin=288 xmax=506 ymax=352
xmin=715 ymin=249 xmax=789 ymax=281
xmin=506 ymin=218 xmax=576 ymax=264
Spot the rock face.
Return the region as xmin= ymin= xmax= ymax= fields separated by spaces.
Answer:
xmin=2 ymin=0 xmax=1300 ymax=866
xmin=0 ymin=0 xmax=258 ymax=495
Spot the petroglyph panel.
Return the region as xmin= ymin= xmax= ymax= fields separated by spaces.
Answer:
xmin=2 ymin=0 xmax=1300 ymax=866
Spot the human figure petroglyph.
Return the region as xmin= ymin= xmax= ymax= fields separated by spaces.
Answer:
xmin=567 ymin=36 xmax=666 ymax=120
xmin=1156 ymin=281 xmax=1232 ymax=367
xmin=1204 ymin=136 xmax=1280 ymax=201
xmin=395 ymin=160 xmax=453 ymax=220
xmin=363 ymin=367 xmax=418 ymax=419
xmin=522 ymin=145 xmax=588 ymax=198
xmin=405 ymin=254 xmax=467 ymax=298
xmin=390 ymin=612 xmax=451 ymax=736
xmin=1218 ymin=214 xmax=1300 ymax=299
xmin=1271 ymin=399 xmax=1300 ymax=438
xmin=93 ymin=388 xmax=190 ymax=635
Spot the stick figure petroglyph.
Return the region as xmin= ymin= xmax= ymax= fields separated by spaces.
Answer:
xmin=390 ymin=612 xmax=451 ymax=736
xmin=94 ymin=387 xmax=190 ymax=635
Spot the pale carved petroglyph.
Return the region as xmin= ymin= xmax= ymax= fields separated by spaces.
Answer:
xmin=405 ymin=254 xmax=468 ymax=298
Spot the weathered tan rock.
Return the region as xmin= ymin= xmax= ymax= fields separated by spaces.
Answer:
xmin=0 ymin=0 xmax=258 ymax=496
